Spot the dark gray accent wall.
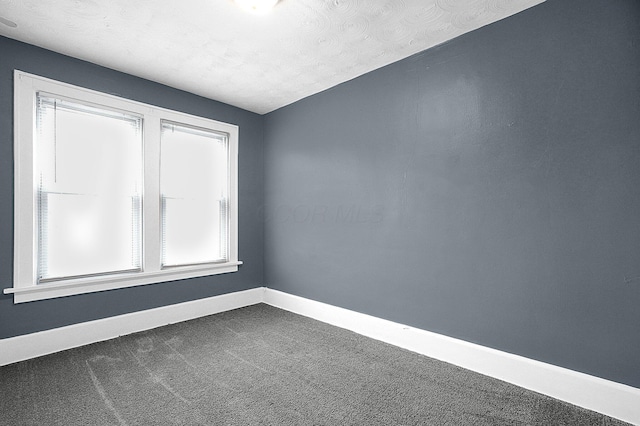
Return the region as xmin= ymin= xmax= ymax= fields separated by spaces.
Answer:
xmin=0 ymin=37 xmax=264 ymax=339
xmin=264 ymin=0 xmax=640 ymax=387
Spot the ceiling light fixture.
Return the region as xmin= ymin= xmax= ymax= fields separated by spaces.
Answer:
xmin=235 ymin=0 xmax=279 ymax=14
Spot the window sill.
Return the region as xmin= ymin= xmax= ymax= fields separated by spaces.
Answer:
xmin=4 ymin=261 xmax=243 ymax=303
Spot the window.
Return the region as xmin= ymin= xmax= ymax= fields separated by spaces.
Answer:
xmin=36 ymin=95 xmax=144 ymax=282
xmin=160 ymin=122 xmax=230 ymax=267
xmin=7 ymin=71 xmax=240 ymax=303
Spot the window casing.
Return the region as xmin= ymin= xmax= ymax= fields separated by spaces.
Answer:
xmin=7 ymin=71 xmax=240 ymax=303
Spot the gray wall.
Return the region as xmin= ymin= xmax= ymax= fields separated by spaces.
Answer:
xmin=264 ymin=0 xmax=640 ymax=388
xmin=0 ymin=37 xmax=264 ymax=339
xmin=2 ymin=0 xmax=639 ymax=390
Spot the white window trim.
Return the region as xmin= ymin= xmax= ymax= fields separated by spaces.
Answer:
xmin=6 ymin=70 xmax=241 ymax=303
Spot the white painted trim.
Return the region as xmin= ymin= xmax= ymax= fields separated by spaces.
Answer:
xmin=5 ymin=261 xmax=243 ymax=303
xmin=10 ymin=70 xmax=240 ymax=304
xmin=263 ymin=288 xmax=640 ymax=425
xmin=0 ymin=287 xmax=263 ymax=367
xmin=2 ymin=286 xmax=638 ymax=424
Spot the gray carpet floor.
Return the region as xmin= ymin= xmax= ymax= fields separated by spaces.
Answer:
xmin=0 ymin=303 xmax=630 ymax=425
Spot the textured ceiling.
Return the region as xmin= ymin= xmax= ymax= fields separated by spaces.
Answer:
xmin=0 ymin=0 xmax=544 ymax=114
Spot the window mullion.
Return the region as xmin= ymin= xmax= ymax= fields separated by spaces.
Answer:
xmin=143 ymin=113 xmax=162 ymax=273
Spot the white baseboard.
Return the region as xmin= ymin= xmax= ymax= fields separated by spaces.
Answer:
xmin=0 ymin=287 xmax=264 ymax=367
xmin=2 ymin=286 xmax=638 ymax=425
xmin=263 ymin=288 xmax=640 ymax=426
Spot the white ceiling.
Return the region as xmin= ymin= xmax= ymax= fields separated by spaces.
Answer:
xmin=0 ymin=0 xmax=544 ymax=114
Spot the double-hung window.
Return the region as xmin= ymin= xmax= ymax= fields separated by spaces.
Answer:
xmin=7 ymin=71 xmax=240 ymax=303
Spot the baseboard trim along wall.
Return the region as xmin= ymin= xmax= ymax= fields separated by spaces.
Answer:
xmin=1 ymin=286 xmax=638 ymax=424
xmin=0 ymin=287 xmax=263 ymax=367
xmin=262 ymin=288 xmax=640 ymax=426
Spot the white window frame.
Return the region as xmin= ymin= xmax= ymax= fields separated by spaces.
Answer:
xmin=6 ymin=71 xmax=241 ymax=303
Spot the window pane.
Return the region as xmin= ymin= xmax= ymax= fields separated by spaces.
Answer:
xmin=36 ymin=95 xmax=143 ymax=281
xmin=161 ymin=122 xmax=229 ymax=267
